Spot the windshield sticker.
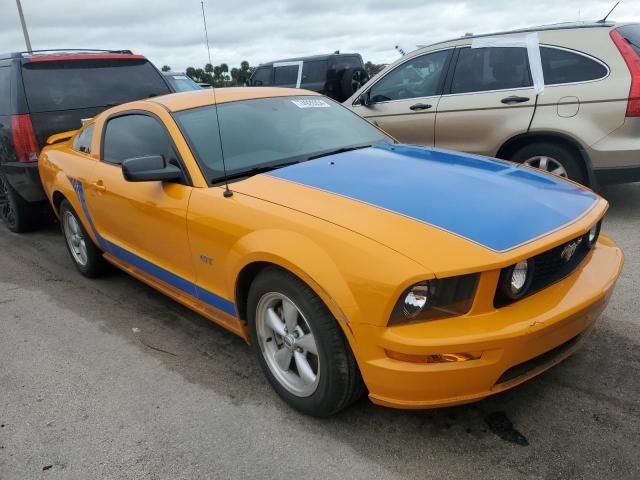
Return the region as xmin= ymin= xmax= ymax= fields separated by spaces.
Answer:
xmin=173 ymin=75 xmax=189 ymax=80
xmin=291 ymin=99 xmax=331 ymax=109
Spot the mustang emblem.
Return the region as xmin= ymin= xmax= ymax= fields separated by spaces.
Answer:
xmin=561 ymin=239 xmax=582 ymax=262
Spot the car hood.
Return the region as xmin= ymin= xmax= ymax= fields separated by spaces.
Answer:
xmin=232 ymin=144 xmax=604 ymax=275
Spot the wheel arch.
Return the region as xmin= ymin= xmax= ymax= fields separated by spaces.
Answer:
xmin=496 ymin=131 xmax=596 ymax=187
xmin=228 ymin=230 xmax=361 ymax=341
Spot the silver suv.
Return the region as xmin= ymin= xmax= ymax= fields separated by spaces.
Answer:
xmin=346 ymin=22 xmax=640 ymax=186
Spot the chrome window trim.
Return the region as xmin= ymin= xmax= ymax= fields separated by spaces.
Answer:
xmin=351 ymin=46 xmax=455 ymax=107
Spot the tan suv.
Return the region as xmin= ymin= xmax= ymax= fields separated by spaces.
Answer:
xmin=346 ymin=22 xmax=640 ymax=186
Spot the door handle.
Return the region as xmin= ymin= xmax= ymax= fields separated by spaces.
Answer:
xmin=501 ymin=96 xmax=530 ymax=105
xmin=91 ymin=180 xmax=106 ymax=192
xmin=410 ymin=103 xmax=432 ymax=111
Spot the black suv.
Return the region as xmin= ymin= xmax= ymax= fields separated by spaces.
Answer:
xmin=248 ymin=53 xmax=369 ymax=102
xmin=0 ymin=49 xmax=172 ymax=232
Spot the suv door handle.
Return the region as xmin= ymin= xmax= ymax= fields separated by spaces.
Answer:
xmin=410 ymin=103 xmax=432 ymax=111
xmin=501 ymin=96 xmax=530 ymax=105
xmin=91 ymin=180 xmax=106 ymax=192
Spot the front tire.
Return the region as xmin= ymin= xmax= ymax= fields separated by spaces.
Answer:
xmin=59 ymin=199 xmax=105 ymax=278
xmin=248 ymin=267 xmax=364 ymax=416
xmin=511 ymin=142 xmax=587 ymax=185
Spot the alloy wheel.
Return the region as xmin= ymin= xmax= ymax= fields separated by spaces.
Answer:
xmin=255 ymin=292 xmax=320 ymax=397
xmin=523 ymin=155 xmax=568 ymax=178
xmin=62 ymin=210 xmax=88 ymax=266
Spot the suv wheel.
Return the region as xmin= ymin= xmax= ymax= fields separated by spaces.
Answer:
xmin=339 ymin=67 xmax=369 ymax=102
xmin=0 ymin=173 xmax=37 ymax=233
xmin=248 ymin=267 xmax=364 ymax=416
xmin=511 ymin=142 xmax=587 ymax=185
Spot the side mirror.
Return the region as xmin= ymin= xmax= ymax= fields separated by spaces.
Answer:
xmin=359 ymin=91 xmax=371 ymax=107
xmin=121 ymin=155 xmax=183 ymax=183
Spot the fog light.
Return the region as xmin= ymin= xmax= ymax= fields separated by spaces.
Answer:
xmin=588 ymin=222 xmax=601 ymax=247
xmin=500 ymin=259 xmax=534 ymax=300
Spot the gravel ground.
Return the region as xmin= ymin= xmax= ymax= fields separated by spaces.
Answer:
xmin=0 ymin=183 xmax=639 ymax=480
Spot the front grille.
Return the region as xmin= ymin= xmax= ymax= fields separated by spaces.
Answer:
xmin=494 ymin=331 xmax=586 ymax=386
xmin=494 ymin=230 xmax=594 ymax=308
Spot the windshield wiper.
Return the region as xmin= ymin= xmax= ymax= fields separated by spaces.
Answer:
xmin=212 ymin=160 xmax=300 ymax=183
xmin=307 ymin=144 xmax=372 ymax=161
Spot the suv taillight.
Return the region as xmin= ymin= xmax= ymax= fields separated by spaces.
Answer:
xmin=10 ymin=114 xmax=39 ymax=162
xmin=611 ymin=30 xmax=640 ymax=117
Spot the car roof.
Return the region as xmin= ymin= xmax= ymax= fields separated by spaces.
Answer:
xmin=0 ymin=49 xmax=138 ymax=61
xmin=422 ymin=21 xmax=618 ymax=49
xmin=148 ymin=87 xmax=320 ymax=112
xmin=257 ymin=53 xmax=362 ymax=66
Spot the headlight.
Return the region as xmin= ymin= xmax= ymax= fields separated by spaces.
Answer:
xmin=389 ymin=273 xmax=479 ymax=325
xmin=499 ymin=259 xmax=534 ymax=300
xmin=588 ymin=221 xmax=601 ymax=248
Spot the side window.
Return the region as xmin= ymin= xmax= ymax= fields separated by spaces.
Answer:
xmin=369 ymin=49 xmax=450 ymax=102
xmin=252 ymin=67 xmax=272 ymax=86
xmin=102 ymin=114 xmax=175 ymax=165
xmin=0 ymin=67 xmax=10 ymax=115
xmin=73 ymin=124 xmax=94 ymax=154
xmin=540 ymin=47 xmax=608 ymax=85
xmin=273 ymin=65 xmax=299 ymax=86
xmin=301 ymin=61 xmax=327 ymax=85
xmin=451 ymin=47 xmax=531 ymax=94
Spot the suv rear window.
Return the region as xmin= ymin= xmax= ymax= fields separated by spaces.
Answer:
xmin=617 ymin=24 xmax=640 ymax=56
xmin=0 ymin=67 xmax=10 ymax=114
xmin=540 ymin=47 xmax=608 ymax=85
xmin=21 ymin=58 xmax=170 ymax=113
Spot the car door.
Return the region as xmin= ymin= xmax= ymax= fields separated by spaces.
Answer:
xmin=435 ymin=46 xmax=537 ymax=156
xmin=83 ymin=111 xmax=195 ymax=287
xmin=349 ymin=49 xmax=452 ymax=146
xmin=273 ymin=62 xmax=302 ymax=88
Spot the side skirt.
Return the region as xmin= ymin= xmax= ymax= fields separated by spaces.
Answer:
xmin=103 ymin=252 xmax=249 ymax=342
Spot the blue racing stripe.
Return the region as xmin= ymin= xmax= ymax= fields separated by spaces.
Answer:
xmin=267 ymin=144 xmax=598 ymax=252
xmin=67 ymin=177 xmax=237 ymax=316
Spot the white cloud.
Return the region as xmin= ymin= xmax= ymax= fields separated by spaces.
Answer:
xmin=1 ymin=0 xmax=638 ymax=71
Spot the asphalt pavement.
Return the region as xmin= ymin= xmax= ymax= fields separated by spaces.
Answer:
xmin=1 ymin=183 xmax=639 ymax=480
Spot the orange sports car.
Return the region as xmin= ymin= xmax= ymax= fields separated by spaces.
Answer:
xmin=38 ymin=88 xmax=623 ymax=416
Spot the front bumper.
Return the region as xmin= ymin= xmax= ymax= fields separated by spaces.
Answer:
xmin=352 ymin=234 xmax=623 ymax=409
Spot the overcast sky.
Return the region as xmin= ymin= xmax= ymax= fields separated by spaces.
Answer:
xmin=1 ymin=0 xmax=638 ymax=71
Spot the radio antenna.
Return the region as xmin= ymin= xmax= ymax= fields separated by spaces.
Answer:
xmin=598 ymin=1 xmax=620 ymax=23
xmin=201 ymin=1 xmax=233 ymax=197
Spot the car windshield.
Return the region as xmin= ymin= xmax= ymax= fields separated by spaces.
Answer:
xmin=174 ymin=95 xmax=393 ymax=183
xmin=166 ymin=74 xmax=202 ymax=92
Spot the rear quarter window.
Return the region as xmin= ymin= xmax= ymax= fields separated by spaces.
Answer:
xmin=540 ymin=47 xmax=608 ymax=85
xmin=73 ymin=124 xmax=94 ymax=154
xmin=0 ymin=67 xmax=10 ymax=115
xmin=21 ymin=59 xmax=170 ymax=113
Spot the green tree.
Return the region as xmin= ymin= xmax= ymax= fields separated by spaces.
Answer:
xmin=161 ymin=65 xmax=171 ymax=72
xmin=186 ymin=66 xmax=197 ymax=79
xmin=364 ymin=61 xmax=386 ymax=78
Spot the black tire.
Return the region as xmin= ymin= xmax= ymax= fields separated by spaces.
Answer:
xmin=59 ymin=199 xmax=106 ymax=278
xmin=0 ymin=173 xmax=39 ymax=233
xmin=338 ymin=67 xmax=369 ymax=102
xmin=247 ymin=266 xmax=365 ymax=416
xmin=511 ymin=141 xmax=588 ymax=185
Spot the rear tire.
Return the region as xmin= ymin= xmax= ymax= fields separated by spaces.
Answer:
xmin=511 ymin=141 xmax=588 ymax=185
xmin=248 ymin=266 xmax=365 ymax=416
xmin=59 ymin=199 xmax=106 ymax=278
xmin=0 ymin=173 xmax=38 ymax=233
xmin=338 ymin=67 xmax=369 ymax=102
